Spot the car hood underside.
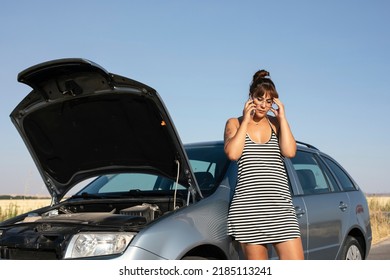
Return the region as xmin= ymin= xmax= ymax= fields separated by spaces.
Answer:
xmin=10 ymin=59 xmax=197 ymax=200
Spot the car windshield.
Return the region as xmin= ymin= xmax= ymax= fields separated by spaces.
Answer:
xmin=73 ymin=142 xmax=229 ymax=196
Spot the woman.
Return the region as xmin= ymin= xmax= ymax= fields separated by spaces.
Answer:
xmin=224 ymin=69 xmax=304 ymax=260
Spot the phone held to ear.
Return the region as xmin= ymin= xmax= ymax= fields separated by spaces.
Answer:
xmin=249 ymin=98 xmax=255 ymax=116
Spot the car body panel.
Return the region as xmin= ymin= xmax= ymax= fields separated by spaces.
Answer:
xmin=291 ymin=196 xmax=309 ymax=259
xmin=300 ymin=192 xmax=350 ymax=259
xmin=125 ymin=187 xmax=237 ymax=260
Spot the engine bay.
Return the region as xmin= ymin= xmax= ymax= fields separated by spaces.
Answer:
xmin=0 ymin=196 xmax=185 ymax=259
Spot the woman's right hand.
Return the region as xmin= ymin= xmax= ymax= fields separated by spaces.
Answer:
xmin=242 ymin=98 xmax=255 ymax=124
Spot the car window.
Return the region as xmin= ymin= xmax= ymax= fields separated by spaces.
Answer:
xmin=84 ymin=173 xmax=186 ymax=194
xmin=191 ymin=160 xmax=217 ymax=189
xmin=76 ymin=143 xmax=229 ymax=195
xmin=186 ymin=144 xmax=229 ymax=191
xmin=291 ymin=151 xmax=332 ymax=195
xmin=98 ymin=173 xmax=164 ymax=193
xmin=322 ymin=156 xmax=357 ymax=191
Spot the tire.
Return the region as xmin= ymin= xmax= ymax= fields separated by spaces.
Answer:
xmin=340 ymin=236 xmax=363 ymax=260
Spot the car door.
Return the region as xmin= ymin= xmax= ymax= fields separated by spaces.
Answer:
xmin=268 ymin=192 xmax=309 ymax=260
xmin=290 ymin=150 xmax=350 ymax=259
xmin=267 ymin=160 xmax=309 ymax=260
xmin=291 ymin=195 xmax=309 ymax=258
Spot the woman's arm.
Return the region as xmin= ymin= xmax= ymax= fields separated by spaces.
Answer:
xmin=270 ymin=98 xmax=296 ymax=158
xmin=224 ymin=99 xmax=254 ymax=161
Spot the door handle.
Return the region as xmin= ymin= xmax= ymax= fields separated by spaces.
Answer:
xmin=339 ymin=201 xmax=348 ymax=212
xmin=295 ymin=206 xmax=306 ymax=218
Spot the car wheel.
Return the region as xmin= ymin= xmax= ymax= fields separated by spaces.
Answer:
xmin=341 ymin=236 xmax=363 ymax=260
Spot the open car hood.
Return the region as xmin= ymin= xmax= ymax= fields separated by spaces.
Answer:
xmin=11 ymin=58 xmax=199 ymax=201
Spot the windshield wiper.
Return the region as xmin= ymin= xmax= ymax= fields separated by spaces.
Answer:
xmin=70 ymin=192 xmax=105 ymax=199
xmin=129 ymin=189 xmax=142 ymax=194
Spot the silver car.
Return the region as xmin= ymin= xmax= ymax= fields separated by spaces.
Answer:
xmin=0 ymin=59 xmax=371 ymax=260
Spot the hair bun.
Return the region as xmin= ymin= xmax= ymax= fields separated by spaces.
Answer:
xmin=249 ymin=69 xmax=277 ymax=97
xmin=253 ymin=69 xmax=270 ymax=82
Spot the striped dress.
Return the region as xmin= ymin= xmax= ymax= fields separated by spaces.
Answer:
xmin=227 ymin=129 xmax=301 ymax=244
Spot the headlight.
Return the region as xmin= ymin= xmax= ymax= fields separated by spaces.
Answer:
xmin=65 ymin=232 xmax=135 ymax=258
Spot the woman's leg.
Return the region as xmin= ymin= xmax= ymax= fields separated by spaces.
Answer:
xmin=241 ymin=243 xmax=269 ymax=260
xmin=273 ymin=237 xmax=304 ymax=260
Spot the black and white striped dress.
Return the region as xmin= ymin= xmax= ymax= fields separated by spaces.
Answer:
xmin=227 ymin=129 xmax=301 ymax=244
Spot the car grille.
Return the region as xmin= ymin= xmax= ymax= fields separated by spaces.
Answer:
xmin=0 ymin=247 xmax=60 ymax=259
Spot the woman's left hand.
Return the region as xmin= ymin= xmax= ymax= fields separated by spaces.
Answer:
xmin=269 ymin=98 xmax=286 ymax=119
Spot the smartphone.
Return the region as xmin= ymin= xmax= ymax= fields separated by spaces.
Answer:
xmin=250 ymin=98 xmax=255 ymax=116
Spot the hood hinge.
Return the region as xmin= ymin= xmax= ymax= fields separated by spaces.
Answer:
xmin=45 ymin=178 xmax=59 ymax=206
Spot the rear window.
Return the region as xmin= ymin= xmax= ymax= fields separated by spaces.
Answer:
xmin=322 ymin=157 xmax=357 ymax=191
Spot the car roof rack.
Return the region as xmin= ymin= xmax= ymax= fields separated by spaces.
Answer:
xmin=296 ymin=141 xmax=319 ymax=150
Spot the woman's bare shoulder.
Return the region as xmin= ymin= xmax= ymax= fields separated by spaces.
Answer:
xmin=267 ymin=115 xmax=279 ymax=131
xmin=226 ymin=117 xmax=241 ymax=126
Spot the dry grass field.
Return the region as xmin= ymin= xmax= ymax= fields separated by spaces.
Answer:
xmin=366 ymin=195 xmax=390 ymax=244
xmin=0 ymin=198 xmax=51 ymax=221
xmin=0 ymin=195 xmax=389 ymax=245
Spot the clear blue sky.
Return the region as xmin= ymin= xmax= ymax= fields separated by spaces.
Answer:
xmin=1 ymin=0 xmax=389 ymax=195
